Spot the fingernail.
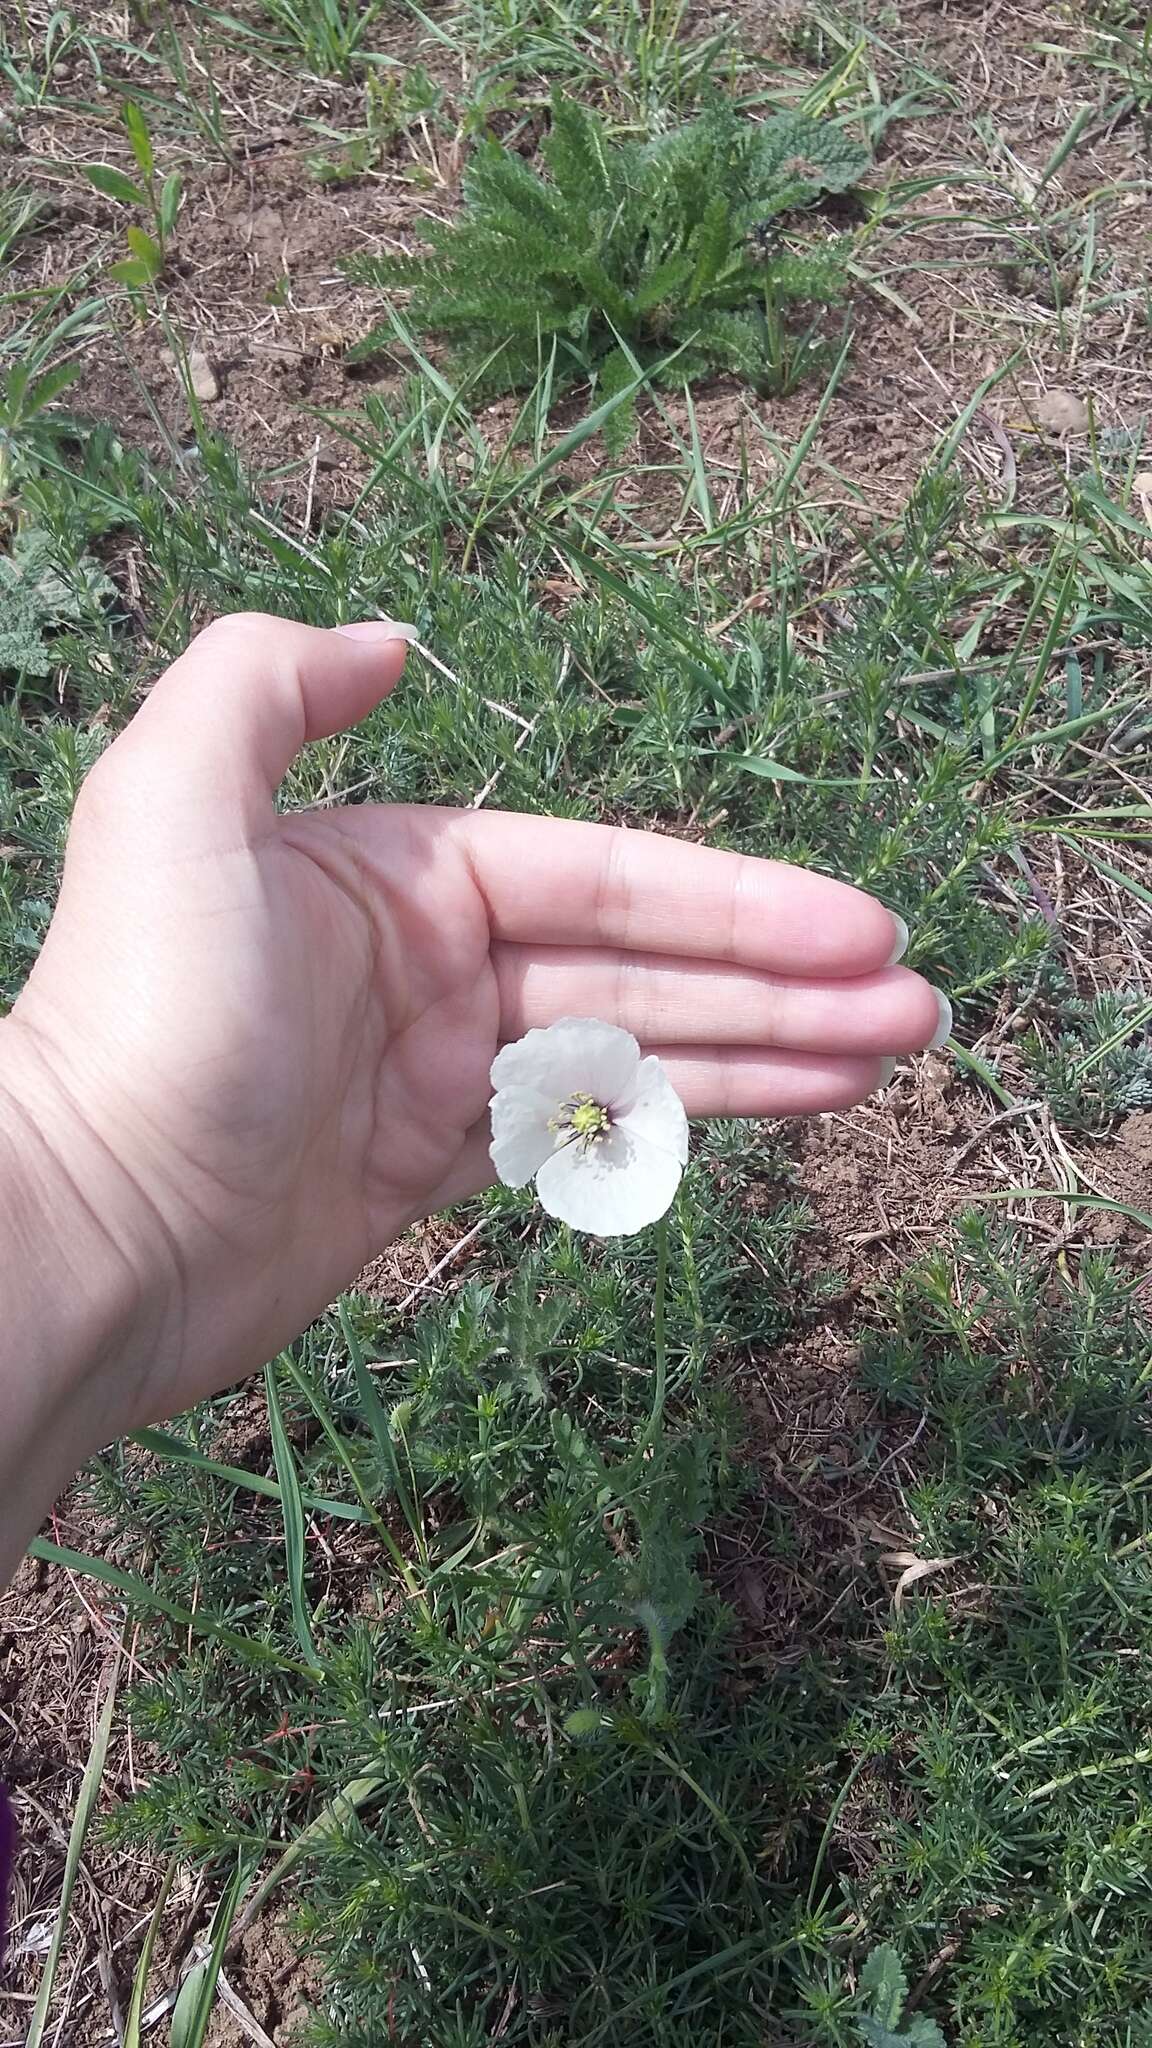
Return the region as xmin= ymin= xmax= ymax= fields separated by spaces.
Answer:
xmin=334 ymin=618 xmax=418 ymax=643
xmin=885 ymin=912 xmax=909 ymax=966
xmin=929 ymin=989 xmax=953 ymax=1050
xmin=877 ymin=1056 xmax=897 ymax=1087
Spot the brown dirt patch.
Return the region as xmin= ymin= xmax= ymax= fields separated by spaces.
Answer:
xmin=203 ymin=1919 xmax=323 ymax=2046
xmin=0 ymin=1546 xmax=185 ymax=2046
xmin=357 ymin=1205 xmax=491 ymax=1312
xmin=710 ymin=1057 xmax=1152 ymax=1665
xmin=1089 ymin=1110 xmax=1152 ymax=1271
xmin=10 ymin=146 xmax=420 ymax=513
xmin=791 ymin=1054 xmax=991 ymax=1283
xmin=705 ymin=1068 xmax=982 ymax=1667
xmin=8 ymin=0 xmax=1149 ymax=547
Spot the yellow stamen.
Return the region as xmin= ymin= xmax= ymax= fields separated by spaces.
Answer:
xmin=549 ymin=1091 xmax=612 ymax=1150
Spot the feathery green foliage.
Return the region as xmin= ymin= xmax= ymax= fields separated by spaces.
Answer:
xmin=0 ymin=527 xmax=115 ymax=683
xmin=1021 ymin=987 xmax=1152 ymax=1131
xmin=348 ymin=93 xmax=869 ymax=440
xmin=855 ymin=1946 xmax=946 ymax=2047
xmin=83 ymin=1218 xmax=1152 ymax=2047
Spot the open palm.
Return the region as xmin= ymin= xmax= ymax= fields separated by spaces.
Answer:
xmin=11 ymin=615 xmax=943 ymax=1429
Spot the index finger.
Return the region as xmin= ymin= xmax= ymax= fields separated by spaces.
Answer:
xmin=452 ymin=811 xmax=906 ymax=976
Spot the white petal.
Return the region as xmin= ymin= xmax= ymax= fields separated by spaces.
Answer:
xmin=535 ymin=1126 xmax=683 ymax=1237
xmin=489 ymin=1087 xmax=556 ymax=1186
xmin=490 ymin=1019 xmax=640 ymax=1105
xmin=617 ymin=1056 xmax=689 ymax=1166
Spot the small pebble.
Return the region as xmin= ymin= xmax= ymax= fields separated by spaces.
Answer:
xmin=188 ymin=349 xmax=220 ymax=403
xmin=1032 ymin=388 xmax=1089 ymax=437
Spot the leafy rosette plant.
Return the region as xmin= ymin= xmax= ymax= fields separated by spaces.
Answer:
xmin=349 ymin=93 xmax=870 ymax=438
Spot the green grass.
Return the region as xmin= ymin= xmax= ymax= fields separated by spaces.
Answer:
xmin=409 ymin=0 xmax=745 ymax=123
xmin=4 ymin=1 xmax=1152 ymax=2041
xmin=70 ymin=1216 xmax=1152 ymax=2047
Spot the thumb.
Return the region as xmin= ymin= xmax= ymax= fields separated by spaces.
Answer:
xmin=82 ymin=612 xmax=413 ymax=848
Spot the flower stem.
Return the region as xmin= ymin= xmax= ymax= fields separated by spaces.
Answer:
xmin=627 ymin=1215 xmax=668 ymax=1472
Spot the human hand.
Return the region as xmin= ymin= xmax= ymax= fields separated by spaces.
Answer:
xmin=2 ymin=613 xmax=947 ymax=1453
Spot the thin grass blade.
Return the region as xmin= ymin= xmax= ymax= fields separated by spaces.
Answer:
xmin=124 ymin=1856 xmax=178 ymax=2048
xmin=170 ymin=1854 xmax=250 ymax=2048
xmin=128 ymin=1427 xmax=371 ymax=1521
xmin=27 ymin=1536 xmax=316 ymax=1674
xmin=264 ymin=1361 xmax=320 ymax=1666
xmin=26 ymin=1644 xmax=121 ymax=2048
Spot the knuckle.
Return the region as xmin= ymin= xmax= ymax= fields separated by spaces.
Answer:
xmin=195 ymin=609 xmax=276 ymax=652
xmin=71 ymin=741 xmax=121 ymax=825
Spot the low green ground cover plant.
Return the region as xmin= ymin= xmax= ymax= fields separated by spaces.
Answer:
xmin=1021 ymin=987 xmax=1152 ymax=1131
xmin=349 ymin=93 xmax=870 ymax=437
xmin=60 ymin=1211 xmax=1152 ymax=2047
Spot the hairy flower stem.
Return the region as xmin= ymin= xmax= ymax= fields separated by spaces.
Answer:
xmin=623 ymin=1215 xmax=669 ymax=1478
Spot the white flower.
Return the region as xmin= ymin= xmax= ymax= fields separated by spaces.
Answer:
xmin=489 ymin=1018 xmax=689 ymax=1237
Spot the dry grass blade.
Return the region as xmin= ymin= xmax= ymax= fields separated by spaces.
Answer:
xmin=26 ymin=1643 xmax=121 ymax=2048
xmin=882 ymin=1552 xmax=961 ymax=1613
xmin=123 ymin=1856 xmax=177 ymax=2048
xmin=215 ymin=1967 xmax=280 ymax=2047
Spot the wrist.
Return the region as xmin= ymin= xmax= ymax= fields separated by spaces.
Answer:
xmin=0 ymin=1015 xmax=174 ymax=1567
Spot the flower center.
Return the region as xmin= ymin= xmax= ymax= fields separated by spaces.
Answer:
xmin=551 ymin=1091 xmax=613 ymax=1150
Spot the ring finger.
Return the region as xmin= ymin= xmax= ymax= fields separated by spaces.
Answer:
xmin=494 ymin=943 xmax=950 ymax=1056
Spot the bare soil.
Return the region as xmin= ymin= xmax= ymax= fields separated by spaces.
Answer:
xmin=2 ymin=0 xmax=1151 ymax=2037
xmin=0 ymin=1548 xmax=201 ymax=2045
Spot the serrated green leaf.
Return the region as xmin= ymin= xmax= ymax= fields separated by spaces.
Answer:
xmin=464 ymin=136 xmax=573 ymax=240
xmin=859 ymin=1944 xmax=908 ymax=2029
xmin=21 ymin=360 xmax=83 ymax=416
xmin=350 ymin=91 xmax=865 ymax=432
xmin=905 ymin=2020 xmax=947 ymax=2047
xmin=750 ymin=108 xmax=870 ymax=202
xmin=856 ymin=2022 xmax=907 ymax=2048
xmin=542 ymin=91 xmax=613 ymax=211
xmin=633 ymin=250 xmax=696 ymax=317
xmin=685 ymin=192 xmax=738 ymax=305
xmin=856 ymin=2021 xmax=947 ymax=2048
xmin=0 ymin=529 xmax=112 ymax=680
